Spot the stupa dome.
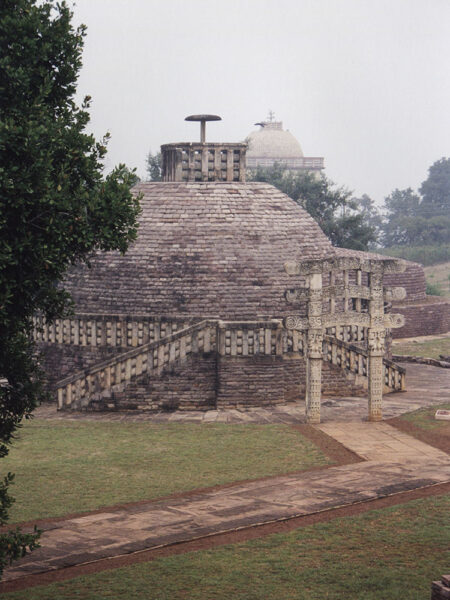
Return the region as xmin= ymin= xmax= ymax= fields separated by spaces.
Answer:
xmin=64 ymin=181 xmax=334 ymax=320
xmin=246 ymin=121 xmax=304 ymax=160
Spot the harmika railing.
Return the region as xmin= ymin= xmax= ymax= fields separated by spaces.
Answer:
xmin=54 ymin=319 xmax=405 ymax=411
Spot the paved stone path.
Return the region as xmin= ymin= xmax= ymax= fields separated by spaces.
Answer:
xmin=3 ymin=362 xmax=449 ymax=582
xmin=4 ymin=427 xmax=449 ymax=581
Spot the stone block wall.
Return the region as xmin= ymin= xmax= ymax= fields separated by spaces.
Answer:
xmin=39 ymin=343 xmax=122 ymax=388
xmin=98 ymin=353 xmax=217 ymax=412
xmin=392 ymin=298 xmax=450 ymax=338
xmin=45 ymin=346 xmax=368 ymax=412
xmin=216 ymin=355 xmax=366 ymax=409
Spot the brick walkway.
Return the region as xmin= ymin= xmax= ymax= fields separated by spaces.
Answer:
xmin=3 ymin=362 xmax=450 ymax=583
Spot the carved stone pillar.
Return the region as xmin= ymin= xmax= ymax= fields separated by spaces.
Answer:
xmin=305 ymin=272 xmax=323 ymax=424
xmin=368 ymin=271 xmax=385 ymax=421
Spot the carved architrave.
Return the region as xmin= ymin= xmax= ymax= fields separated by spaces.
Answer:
xmin=322 ymin=312 xmax=370 ymax=328
xmin=286 ymin=309 xmax=403 ymax=332
xmin=287 ymin=284 xmax=375 ymax=302
xmin=347 ymin=284 xmax=370 ymax=300
xmin=370 ymin=315 xmax=385 ymax=328
xmin=284 ymin=316 xmax=308 ymax=331
xmin=285 ymin=256 xmax=406 ymax=277
xmin=381 ymin=259 xmax=407 ymax=274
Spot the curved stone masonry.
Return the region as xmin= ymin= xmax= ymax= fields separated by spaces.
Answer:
xmin=62 ymin=182 xmax=334 ymax=319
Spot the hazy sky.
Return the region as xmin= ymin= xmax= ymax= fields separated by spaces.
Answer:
xmin=71 ymin=0 xmax=450 ymax=205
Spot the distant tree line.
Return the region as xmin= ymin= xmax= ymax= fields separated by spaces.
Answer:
xmin=249 ymin=157 xmax=450 ymax=254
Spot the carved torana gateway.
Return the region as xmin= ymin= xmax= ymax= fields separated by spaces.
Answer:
xmin=284 ymin=256 xmax=406 ymax=423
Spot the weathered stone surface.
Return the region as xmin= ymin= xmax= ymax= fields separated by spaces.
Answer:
xmin=391 ymin=298 xmax=450 ymax=339
xmin=64 ymin=182 xmax=334 ymax=319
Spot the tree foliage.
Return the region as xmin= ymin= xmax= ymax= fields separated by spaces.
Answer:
xmin=250 ymin=165 xmax=376 ymax=251
xmin=0 ymin=0 xmax=140 ymax=576
xmin=146 ymin=151 xmax=162 ymax=181
xmin=352 ymin=194 xmax=383 ymax=249
xmin=381 ymin=159 xmax=450 ymax=247
xmin=419 ymin=157 xmax=450 ymax=218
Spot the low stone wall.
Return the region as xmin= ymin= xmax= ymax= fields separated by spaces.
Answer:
xmin=95 ymin=353 xmax=217 ymax=412
xmin=47 ymin=348 xmax=367 ymax=411
xmin=392 ymin=298 xmax=450 ymax=338
xmin=216 ymin=355 xmax=365 ymax=409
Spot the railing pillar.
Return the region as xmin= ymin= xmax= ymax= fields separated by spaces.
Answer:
xmin=305 ymin=272 xmax=323 ymax=424
xmin=368 ymin=271 xmax=385 ymax=421
xmin=217 ymin=321 xmax=226 ymax=356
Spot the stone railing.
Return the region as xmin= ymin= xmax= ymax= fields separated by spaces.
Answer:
xmin=325 ymin=325 xmax=367 ymax=344
xmin=323 ymin=335 xmax=405 ymax=392
xmin=383 ymin=357 xmax=406 ymax=391
xmin=33 ymin=314 xmax=194 ymax=349
xmin=57 ymin=320 xmax=217 ymax=410
xmin=217 ymin=320 xmax=284 ymax=356
xmin=161 ymin=142 xmax=247 ymax=183
xmin=55 ymin=318 xmax=405 ymax=410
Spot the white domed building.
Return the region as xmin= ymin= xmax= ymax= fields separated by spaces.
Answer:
xmin=246 ymin=115 xmax=324 ymax=174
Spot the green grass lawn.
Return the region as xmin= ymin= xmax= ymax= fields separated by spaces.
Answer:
xmin=4 ymin=495 xmax=449 ymax=600
xmin=392 ymin=336 xmax=450 ymax=360
xmin=396 ymin=402 xmax=450 ymax=432
xmin=424 ymin=261 xmax=450 ymax=298
xmin=1 ymin=420 xmax=330 ymax=523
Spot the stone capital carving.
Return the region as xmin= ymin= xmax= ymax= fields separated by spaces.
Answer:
xmin=368 ymin=329 xmax=386 ymax=355
xmin=308 ymin=316 xmax=322 ymax=329
xmin=307 ymin=330 xmax=323 ymax=358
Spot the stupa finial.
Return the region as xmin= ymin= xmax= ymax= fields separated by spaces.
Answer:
xmin=185 ymin=114 xmax=222 ymax=143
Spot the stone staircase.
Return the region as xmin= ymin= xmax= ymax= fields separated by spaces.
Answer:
xmin=54 ymin=320 xmax=405 ymax=412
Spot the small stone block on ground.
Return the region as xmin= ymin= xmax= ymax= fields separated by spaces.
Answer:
xmin=432 ymin=580 xmax=450 ymax=600
xmin=435 ymin=410 xmax=450 ymax=421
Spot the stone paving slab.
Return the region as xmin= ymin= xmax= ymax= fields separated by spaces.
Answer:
xmin=3 ymin=422 xmax=449 ymax=582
